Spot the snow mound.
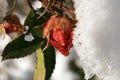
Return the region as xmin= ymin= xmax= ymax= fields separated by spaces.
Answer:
xmin=73 ymin=0 xmax=120 ymax=80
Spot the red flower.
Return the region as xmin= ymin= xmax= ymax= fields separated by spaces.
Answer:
xmin=43 ymin=16 xmax=73 ymax=56
xmin=3 ymin=15 xmax=24 ymax=33
xmin=4 ymin=23 xmax=25 ymax=34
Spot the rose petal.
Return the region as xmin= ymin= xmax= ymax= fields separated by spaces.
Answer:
xmin=51 ymin=29 xmax=65 ymax=46
xmin=49 ymin=29 xmax=73 ymax=56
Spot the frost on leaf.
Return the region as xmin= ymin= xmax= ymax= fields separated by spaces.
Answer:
xmin=24 ymin=34 xmax=34 ymax=42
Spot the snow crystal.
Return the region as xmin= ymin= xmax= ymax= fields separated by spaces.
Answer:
xmin=32 ymin=0 xmax=42 ymax=10
xmin=73 ymin=0 xmax=120 ymax=80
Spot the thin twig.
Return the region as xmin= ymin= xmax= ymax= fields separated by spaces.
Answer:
xmin=27 ymin=0 xmax=35 ymax=10
xmin=4 ymin=0 xmax=16 ymax=20
xmin=37 ymin=0 xmax=53 ymax=19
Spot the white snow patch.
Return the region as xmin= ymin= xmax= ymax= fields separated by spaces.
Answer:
xmin=24 ymin=34 xmax=34 ymax=42
xmin=32 ymin=1 xmax=42 ymax=10
xmin=73 ymin=0 xmax=120 ymax=80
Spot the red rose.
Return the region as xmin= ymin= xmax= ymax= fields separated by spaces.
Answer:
xmin=43 ymin=16 xmax=73 ymax=56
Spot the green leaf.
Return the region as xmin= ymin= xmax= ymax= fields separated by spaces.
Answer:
xmin=29 ymin=28 xmax=48 ymax=49
xmin=33 ymin=45 xmax=55 ymax=80
xmin=2 ymin=34 xmax=46 ymax=60
xmin=29 ymin=28 xmax=43 ymax=38
xmin=43 ymin=45 xmax=56 ymax=80
xmin=33 ymin=48 xmax=45 ymax=80
xmin=24 ymin=8 xmax=52 ymax=28
xmin=24 ymin=9 xmax=44 ymax=27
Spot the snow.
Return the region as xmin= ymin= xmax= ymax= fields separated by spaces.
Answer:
xmin=24 ymin=34 xmax=34 ymax=42
xmin=73 ymin=0 xmax=120 ymax=80
xmin=32 ymin=0 xmax=42 ymax=10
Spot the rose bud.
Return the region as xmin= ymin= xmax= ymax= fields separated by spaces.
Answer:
xmin=43 ymin=15 xmax=73 ymax=56
xmin=4 ymin=14 xmax=24 ymax=34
